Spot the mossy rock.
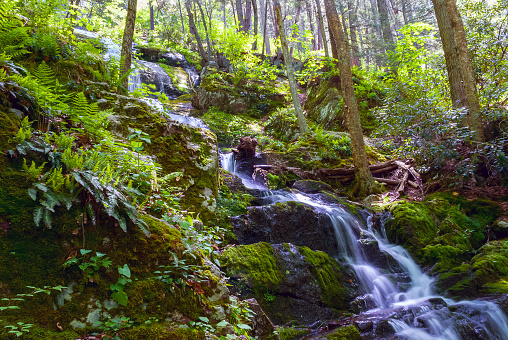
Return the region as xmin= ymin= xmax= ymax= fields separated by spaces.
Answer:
xmin=218 ymin=243 xmax=351 ymax=325
xmin=324 ymin=325 xmax=361 ymax=340
xmin=120 ymin=324 xmax=206 ymax=339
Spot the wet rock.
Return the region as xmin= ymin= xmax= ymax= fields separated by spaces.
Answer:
xmin=244 ymin=298 xmax=275 ymax=339
xmin=492 ymin=220 xmax=508 ymax=238
xmin=231 ymin=201 xmax=339 ymax=255
xmin=235 ymin=137 xmax=258 ymax=158
xmin=292 ymin=180 xmax=334 ymax=194
xmin=350 ymin=294 xmax=377 ymax=314
xmin=219 ymin=243 xmax=356 ymax=326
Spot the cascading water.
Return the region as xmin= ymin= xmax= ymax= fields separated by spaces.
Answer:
xmin=224 ymin=171 xmax=508 ymax=338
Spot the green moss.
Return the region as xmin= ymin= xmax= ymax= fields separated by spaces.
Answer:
xmin=275 ymin=326 xmax=310 ymax=340
xmin=0 ymin=323 xmax=78 ymax=340
xmin=267 ymin=173 xmax=281 ymax=190
xmin=471 ymin=239 xmax=508 ymax=284
xmin=219 ymin=243 xmax=283 ymax=291
xmin=325 ymin=325 xmax=361 ymax=340
xmin=120 ymin=324 xmax=205 ymax=340
xmin=484 ymin=279 xmax=508 ymax=294
xmin=421 ymin=244 xmax=468 ymax=272
xmin=426 ymin=192 xmax=501 ymax=226
xmin=299 ymin=247 xmax=344 ymax=310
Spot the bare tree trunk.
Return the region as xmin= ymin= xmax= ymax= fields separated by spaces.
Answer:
xmin=186 ymin=0 xmax=207 ymax=63
xmin=377 ymin=0 xmax=395 ymax=61
xmin=120 ymin=0 xmax=137 ymax=90
xmin=244 ymin=0 xmax=252 ymax=32
xmin=270 ymin=1 xmax=282 ymax=55
xmin=150 ymin=2 xmax=154 ymax=30
xmin=236 ymin=0 xmax=245 ymax=30
xmin=261 ymin=0 xmax=271 ymax=55
xmin=195 ymin=0 xmax=213 ymax=62
xmin=306 ymin=1 xmax=316 ymax=50
xmin=223 ymin=0 xmax=227 ymax=29
xmin=324 ymin=0 xmax=378 ymax=197
xmin=178 ymin=0 xmax=186 ymax=35
xmin=432 ymin=0 xmax=467 ymax=108
xmin=348 ymin=0 xmax=361 ymax=67
xmin=252 ymin=0 xmax=259 ymax=49
xmin=328 ymin=26 xmax=338 ymax=59
xmin=370 ymin=0 xmax=384 ymax=66
xmin=274 ymin=0 xmax=308 ymax=134
xmin=444 ymin=0 xmax=484 ymax=141
xmin=314 ymin=0 xmax=329 ymax=58
xmin=290 ymin=0 xmax=302 ymax=57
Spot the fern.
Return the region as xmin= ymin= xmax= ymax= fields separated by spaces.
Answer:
xmin=34 ymin=61 xmax=56 ymax=89
xmin=0 ymin=1 xmax=30 ymax=58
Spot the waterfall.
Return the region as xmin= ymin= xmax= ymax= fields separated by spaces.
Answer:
xmin=222 ymin=164 xmax=508 ymax=339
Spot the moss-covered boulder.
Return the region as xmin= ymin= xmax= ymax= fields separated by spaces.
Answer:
xmin=231 ymin=201 xmax=339 ymax=255
xmin=192 ymin=70 xmax=286 ymax=116
xmin=383 ymin=194 xmax=504 ymax=298
xmin=97 ymin=92 xmax=219 ymax=224
xmin=218 ymin=242 xmax=355 ymax=325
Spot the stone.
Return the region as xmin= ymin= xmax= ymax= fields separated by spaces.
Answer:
xmin=236 ymin=137 xmax=258 ymax=158
xmin=492 ymin=220 xmax=508 ymax=238
xmin=292 ymin=180 xmax=334 ymax=194
xmin=231 ymin=201 xmax=340 ymax=255
xmin=244 ymin=298 xmax=275 ymax=339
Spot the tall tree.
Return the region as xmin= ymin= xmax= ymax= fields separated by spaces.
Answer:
xmin=244 ymin=0 xmax=253 ymax=32
xmin=324 ymin=0 xmax=379 ymax=196
xmin=149 ymin=1 xmax=154 ymax=30
xmin=195 ymin=0 xmax=212 ymax=62
xmin=314 ymin=0 xmax=329 ymax=58
xmin=432 ymin=0 xmax=466 ymax=108
xmin=236 ymin=0 xmax=245 ymax=30
xmin=261 ymin=0 xmax=271 ymax=55
xmin=252 ymin=0 xmax=259 ymax=49
xmin=348 ymin=0 xmax=361 ymax=67
xmin=120 ymin=0 xmax=137 ymax=90
xmin=305 ymin=1 xmax=316 ymax=50
xmin=377 ymin=0 xmax=395 ymax=62
xmin=186 ymin=0 xmax=207 ymax=63
xmin=274 ymin=0 xmax=308 ymax=134
xmin=443 ymin=0 xmax=484 ymax=141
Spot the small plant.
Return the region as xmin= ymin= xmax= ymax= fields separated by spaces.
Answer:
xmin=63 ymin=249 xmax=113 ymax=286
xmin=110 ymin=264 xmax=132 ymax=306
xmin=128 ymin=129 xmax=151 ymax=168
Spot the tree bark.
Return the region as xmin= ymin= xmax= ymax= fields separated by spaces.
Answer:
xmin=370 ymin=0 xmax=384 ymax=66
xmin=177 ymin=0 xmax=186 ymax=35
xmin=120 ymin=0 xmax=137 ymax=90
xmin=377 ymin=0 xmax=395 ymax=61
xmin=444 ymin=0 xmax=484 ymax=141
xmin=324 ymin=0 xmax=378 ymax=197
xmin=305 ymin=1 xmax=316 ymax=50
xmin=270 ymin=1 xmax=282 ymax=55
xmin=236 ymin=0 xmax=245 ymax=30
xmin=150 ymin=3 xmax=154 ymax=30
xmin=274 ymin=0 xmax=308 ymax=134
xmin=252 ymin=0 xmax=259 ymax=49
xmin=186 ymin=0 xmax=207 ymax=63
xmin=195 ymin=0 xmax=212 ymax=62
xmin=432 ymin=0 xmax=467 ymax=108
xmin=262 ymin=0 xmax=271 ymax=55
xmin=245 ymin=0 xmax=252 ymax=32
xmin=314 ymin=0 xmax=329 ymax=58
xmin=348 ymin=0 xmax=361 ymax=67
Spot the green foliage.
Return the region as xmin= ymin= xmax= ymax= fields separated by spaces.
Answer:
xmin=202 ymin=107 xmax=261 ymax=145
xmin=264 ymin=107 xmax=300 ymax=142
xmin=110 ymin=264 xmax=132 ymax=306
xmin=0 ymin=1 xmax=30 ymax=59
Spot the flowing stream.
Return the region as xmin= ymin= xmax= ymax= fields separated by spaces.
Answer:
xmin=223 ymin=162 xmax=508 ymax=339
xmin=74 ymin=28 xmax=508 ymax=339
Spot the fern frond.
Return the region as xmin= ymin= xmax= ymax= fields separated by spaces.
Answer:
xmin=34 ymin=61 xmax=56 ymax=89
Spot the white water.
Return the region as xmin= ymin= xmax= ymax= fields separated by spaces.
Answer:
xmin=222 ymin=170 xmax=508 ymax=338
xmin=219 ymin=152 xmax=267 ymax=190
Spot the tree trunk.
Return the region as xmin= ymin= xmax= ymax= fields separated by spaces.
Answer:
xmin=186 ymin=0 xmax=207 ymax=63
xmin=120 ymin=0 xmax=137 ymax=91
xmin=324 ymin=0 xmax=379 ymax=197
xmin=432 ymin=0 xmax=467 ymax=108
xmin=252 ymin=0 xmax=259 ymax=49
xmin=370 ymin=0 xmax=384 ymax=66
xmin=305 ymin=1 xmax=316 ymax=50
xmin=270 ymin=1 xmax=282 ymax=55
xmin=261 ymin=0 xmax=271 ymax=55
xmin=178 ymin=0 xmax=186 ymax=35
xmin=150 ymin=3 xmax=154 ymax=30
xmin=223 ymin=0 xmax=227 ymax=29
xmin=377 ymin=0 xmax=395 ymax=61
xmin=245 ymin=0 xmax=252 ymax=32
xmin=348 ymin=0 xmax=361 ymax=67
xmin=195 ymin=0 xmax=213 ymax=62
xmin=314 ymin=0 xmax=329 ymax=58
xmin=444 ymin=0 xmax=484 ymax=141
xmin=274 ymin=0 xmax=308 ymax=134
xmin=236 ymin=0 xmax=245 ymax=30
xmin=290 ymin=0 xmax=302 ymax=57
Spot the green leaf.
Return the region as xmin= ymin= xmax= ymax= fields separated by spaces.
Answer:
xmin=34 ymin=206 xmax=44 ymax=226
xmin=198 ymin=317 xmax=209 ymax=323
xmin=111 ymin=290 xmax=128 ymax=306
xmin=237 ymin=323 xmax=252 ymax=330
xmin=118 ymin=264 xmax=131 ymax=278
xmin=80 ymin=249 xmax=92 ymax=256
xmin=216 ymin=320 xmax=229 ymax=327
xmin=28 ymin=188 xmax=37 ymax=200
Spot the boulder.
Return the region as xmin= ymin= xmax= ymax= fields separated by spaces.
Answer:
xmin=218 ymin=242 xmax=356 ymax=326
xmin=231 ymin=201 xmax=339 ymax=255
xmin=244 ymin=298 xmax=275 ymax=339
xmin=292 ymin=180 xmax=334 ymax=194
